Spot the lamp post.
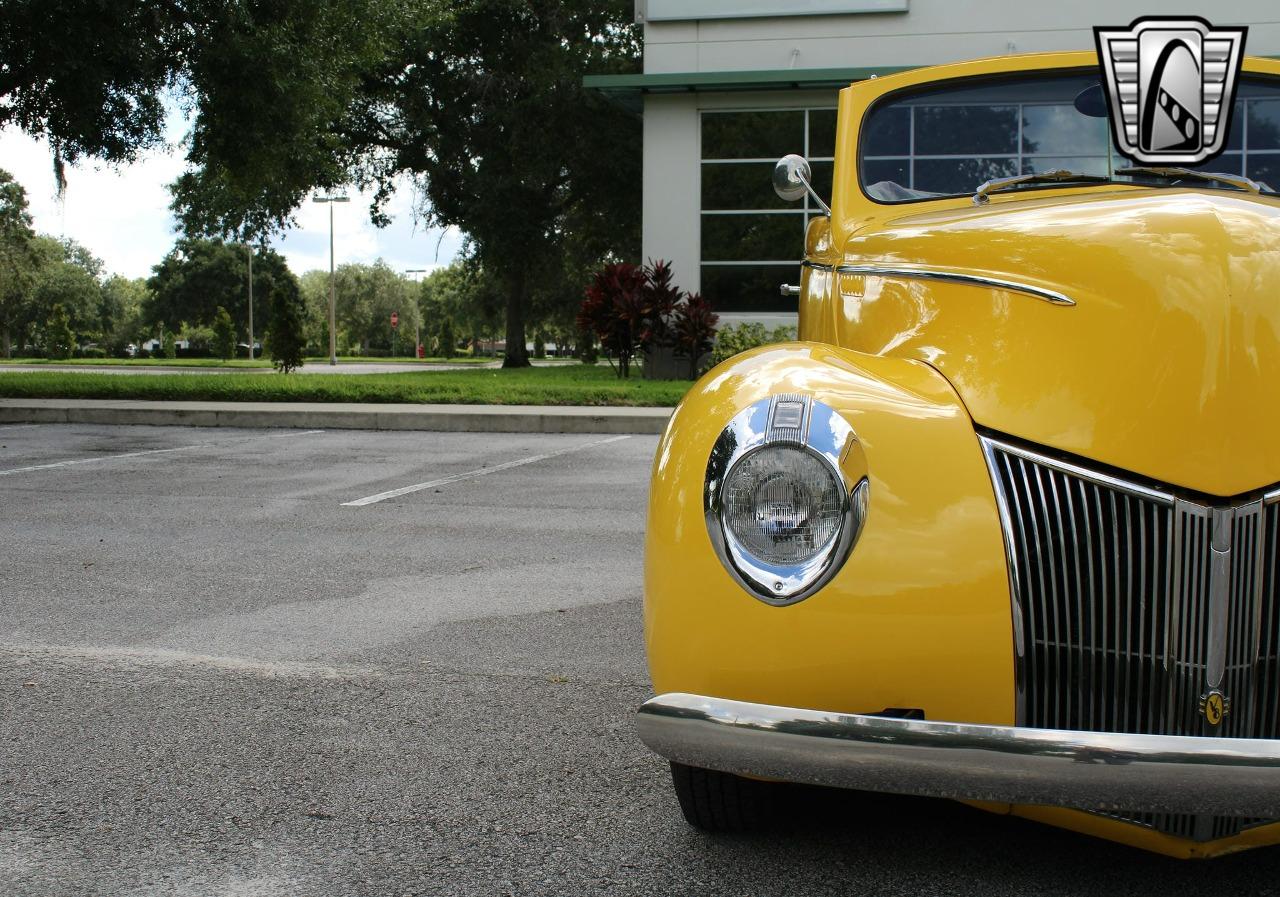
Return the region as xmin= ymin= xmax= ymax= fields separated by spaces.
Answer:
xmin=405 ymin=268 xmax=429 ymax=359
xmin=312 ymin=193 xmax=350 ymax=365
xmin=246 ymin=245 xmax=254 ymax=361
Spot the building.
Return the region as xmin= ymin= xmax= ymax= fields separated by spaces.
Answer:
xmin=587 ymin=1 xmax=1280 ymax=326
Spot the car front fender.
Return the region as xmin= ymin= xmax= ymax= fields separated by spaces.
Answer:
xmin=644 ymin=342 xmax=1015 ymax=726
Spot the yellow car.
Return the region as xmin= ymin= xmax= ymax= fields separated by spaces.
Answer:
xmin=639 ymin=50 xmax=1280 ymax=860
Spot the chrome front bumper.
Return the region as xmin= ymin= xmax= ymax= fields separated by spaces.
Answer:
xmin=637 ymin=693 xmax=1280 ymax=817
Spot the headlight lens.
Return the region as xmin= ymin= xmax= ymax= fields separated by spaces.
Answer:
xmin=722 ymin=445 xmax=843 ymax=565
xmin=704 ymin=395 xmax=869 ymax=605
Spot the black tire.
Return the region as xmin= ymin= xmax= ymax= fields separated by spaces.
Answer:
xmin=669 ymin=761 xmax=777 ymax=832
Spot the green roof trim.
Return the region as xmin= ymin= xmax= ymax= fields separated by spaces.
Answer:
xmin=583 ymin=66 xmax=914 ymax=95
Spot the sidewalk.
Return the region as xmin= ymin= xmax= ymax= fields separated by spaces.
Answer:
xmin=0 ymin=398 xmax=673 ymax=435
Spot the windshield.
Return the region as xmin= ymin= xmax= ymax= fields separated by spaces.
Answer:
xmin=860 ymin=72 xmax=1280 ymax=202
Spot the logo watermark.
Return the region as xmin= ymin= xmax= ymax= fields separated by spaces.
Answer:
xmin=1094 ymin=17 xmax=1247 ymax=165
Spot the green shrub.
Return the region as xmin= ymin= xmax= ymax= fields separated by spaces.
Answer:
xmin=709 ymin=323 xmax=798 ymax=369
xmin=79 ymin=347 xmax=108 ymax=359
xmin=212 ymin=307 xmax=236 ymax=361
xmin=439 ymin=318 xmax=456 ymax=359
xmin=44 ymin=304 xmax=75 ymax=360
xmin=265 ymin=275 xmax=307 ymax=373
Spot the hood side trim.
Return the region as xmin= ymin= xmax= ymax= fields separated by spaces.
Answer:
xmin=804 ymin=260 xmax=1076 ymax=306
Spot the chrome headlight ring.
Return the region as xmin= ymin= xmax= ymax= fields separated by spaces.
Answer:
xmin=704 ymin=394 xmax=869 ymax=606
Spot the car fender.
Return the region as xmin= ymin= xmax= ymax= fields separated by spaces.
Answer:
xmin=645 ymin=341 xmax=1016 ymax=725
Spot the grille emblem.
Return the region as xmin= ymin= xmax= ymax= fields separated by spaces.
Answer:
xmin=1200 ymin=690 xmax=1231 ymax=727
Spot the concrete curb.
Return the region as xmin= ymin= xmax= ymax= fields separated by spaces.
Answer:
xmin=0 ymin=399 xmax=673 ymax=435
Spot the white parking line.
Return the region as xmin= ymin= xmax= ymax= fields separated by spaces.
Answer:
xmin=342 ymin=434 xmax=632 ymax=507
xmin=0 ymin=429 xmax=324 ymax=478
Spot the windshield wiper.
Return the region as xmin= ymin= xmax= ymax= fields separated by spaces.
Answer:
xmin=1116 ymin=166 xmax=1269 ymax=195
xmin=973 ymin=169 xmax=1112 ymax=205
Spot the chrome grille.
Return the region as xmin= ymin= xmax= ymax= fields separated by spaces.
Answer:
xmin=983 ymin=437 xmax=1280 ymax=841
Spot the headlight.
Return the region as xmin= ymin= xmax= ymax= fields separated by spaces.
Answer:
xmin=705 ymin=395 xmax=868 ymax=605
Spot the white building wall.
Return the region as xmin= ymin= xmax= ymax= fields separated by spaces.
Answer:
xmin=642 ymin=1 xmax=1280 ymax=73
xmin=639 ymin=1 xmax=1280 ymax=322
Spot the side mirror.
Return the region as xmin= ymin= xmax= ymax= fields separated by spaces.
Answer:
xmin=1073 ymin=84 xmax=1108 ymax=118
xmin=773 ymin=154 xmax=831 ymax=216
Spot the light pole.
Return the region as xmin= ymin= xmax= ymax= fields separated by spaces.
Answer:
xmin=405 ymin=268 xmax=429 ymax=359
xmin=246 ymin=245 xmax=254 ymax=361
xmin=313 ymin=193 xmax=350 ymax=365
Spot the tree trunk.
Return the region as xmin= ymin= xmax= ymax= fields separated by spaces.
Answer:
xmin=502 ymin=267 xmax=530 ymax=368
xmin=2 ymin=325 xmax=9 ymax=359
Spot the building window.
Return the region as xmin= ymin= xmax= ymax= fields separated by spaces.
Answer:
xmin=1191 ymin=95 xmax=1280 ymax=187
xmin=700 ymin=107 xmax=835 ymax=313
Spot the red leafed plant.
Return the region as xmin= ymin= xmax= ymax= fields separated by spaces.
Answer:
xmin=578 ymin=258 xmax=699 ymax=379
xmin=671 ymin=291 xmax=719 ymax=379
xmin=577 ymin=262 xmax=648 ymax=378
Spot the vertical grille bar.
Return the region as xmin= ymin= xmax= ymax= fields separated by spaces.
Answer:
xmin=983 ymin=437 xmax=1278 ymax=842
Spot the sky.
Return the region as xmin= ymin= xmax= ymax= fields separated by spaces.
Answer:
xmin=0 ymin=118 xmax=465 ymax=282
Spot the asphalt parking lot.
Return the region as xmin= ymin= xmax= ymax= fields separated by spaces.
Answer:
xmin=3 ymin=423 xmax=1280 ymax=896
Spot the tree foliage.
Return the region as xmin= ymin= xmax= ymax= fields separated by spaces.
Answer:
xmin=146 ymin=238 xmax=292 ymax=343
xmin=212 ymin=305 xmax=235 ymax=360
xmin=300 ymin=261 xmax=421 ymax=355
xmin=1 ymin=2 xmax=643 ymax=365
xmin=44 ymin=302 xmax=74 ymax=359
xmin=264 ymin=273 xmax=306 ymax=372
xmin=0 ymin=168 xmax=36 ymax=356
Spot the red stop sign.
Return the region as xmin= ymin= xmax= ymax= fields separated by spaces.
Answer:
xmin=390 ymin=312 xmax=399 ymax=329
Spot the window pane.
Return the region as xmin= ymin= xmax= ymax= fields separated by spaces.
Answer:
xmin=1227 ymin=100 xmax=1245 ymax=150
xmin=808 ymin=109 xmax=838 ymax=157
xmin=1247 ymin=155 xmax=1280 ymax=189
xmin=863 ymin=105 xmax=909 ymax=156
xmin=702 ymin=163 xmax=790 ymax=210
xmin=863 ymin=158 xmax=910 ymax=190
xmin=1022 ymin=156 xmax=1109 ymax=176
xmin=1022 ymin=105 xmax=1107 ymax=155
xmin=703 ymin=110 xmax=804 ymax=160
xmin=701 ymin=265 xmax=800 ymax=313
xmin=1248 ymin=100 xmax=1280 ymax=150
xmin=914 ymin=157 xmax=1017 ymax=196
xmin=1189 ymin=152 xmax=1243 ymax=175
xmin=809 ymin=161 xmax=834 ymax=205
xmin=915 ymin=105 xmax=1018 ymax=155
xmin=702 ymin=213 xmax=804 ymax=262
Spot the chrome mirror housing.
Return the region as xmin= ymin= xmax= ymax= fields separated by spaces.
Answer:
xmin=773 ymin=154 xmax=813 ymax=202
xmin=772 ymin=154 xmax=832 ymax=216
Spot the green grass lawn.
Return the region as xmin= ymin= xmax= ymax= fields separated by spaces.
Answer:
xmin=0 ymin=365 xmax=692 ymax=407
xmin=0 ymin=355 xmax=499 ymax=367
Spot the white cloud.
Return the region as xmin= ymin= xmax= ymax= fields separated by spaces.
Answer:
xmin=0 ymin=124 xmax=463 ymax=281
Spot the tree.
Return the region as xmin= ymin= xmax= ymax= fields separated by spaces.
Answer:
xmin=44 ymin=302 xmax=73 ymax=359
xmin=0 ymin=168 xmax=35 ymax=357
xmin=99 ymin=275 xmax=149 ymax=355
xmin=147 ymin=238 xmax=292 ymax=341
xmin=438 ymin=317 xmax=456 ymax=359
xmin=212 ymin=306 xmax=236 ymax=360
xmin=264 ymin=273 xmax=307 ymax=372
xmin=331 ymin=261 xmax=419 ymax=353
xmin=3 ymin=2 xmax=642 ymax=368
xmin=27 ymin=236 xmax=104 ymax=347
xmin=0 ymin=0 xmax=393 ymax=197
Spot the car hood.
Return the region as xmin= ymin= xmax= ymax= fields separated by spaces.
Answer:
xmin=836 ymin=189 xmax=1280 ymax=496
